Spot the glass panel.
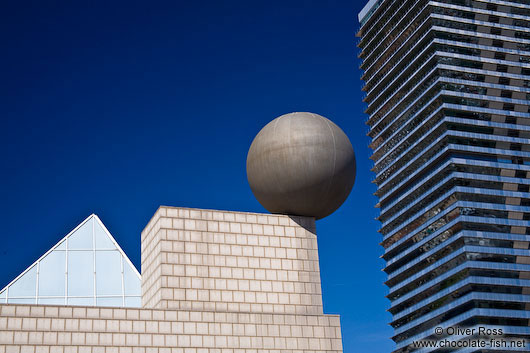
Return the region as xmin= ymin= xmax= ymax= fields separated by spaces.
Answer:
xmin=95 ymin=250 xmax=122 ymax=295
xmin=123 ymin=258 xmax=141 ymax=296
xmin=68 ymin=218 xmax=93 ymax=249
xmin=9 ymin=264 xmax=37 ymax=297
xmin=67 ymin=297 xmax=94 ymax=306
xmin=38 ymin=297 xmax=65 ymax=305
xmin=124 ymin=296 xmax=141 ymax=307
xmin=7 ymin=298 xmax=36 ymax=304
xmin=94 ymin=222 xmax=115 ymax=249
xmin=0 ymin=289 xmax=5 ymax=300
xmin=68 ymin=251 xmax=94 ymax=296
xmin=39 ymin=250 xmax=66 ymax=296
xmin=55 ymin=240 xmax=66 ymax=250
xmin=96 ymin=297 xmax=123 ymax=307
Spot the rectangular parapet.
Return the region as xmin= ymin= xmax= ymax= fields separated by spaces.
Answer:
xmin=0 ymin=303 xmax=343 ymax=352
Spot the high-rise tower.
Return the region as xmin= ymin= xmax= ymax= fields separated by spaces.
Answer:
xmin=357 ymin=0 xmax=530 ymax=351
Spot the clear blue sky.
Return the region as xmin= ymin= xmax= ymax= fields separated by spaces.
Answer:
xmin=0 ymin=1 xmax=393 ymax=351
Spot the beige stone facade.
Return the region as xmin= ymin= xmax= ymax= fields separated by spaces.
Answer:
xmin=0 ymin=207 xmax=343 ymax=353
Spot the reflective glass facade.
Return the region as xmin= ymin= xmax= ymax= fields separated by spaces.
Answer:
xmin=0 ymin=215 xmax=141 ymax=307
xmin=358 ymin=0 xmax=530 ymax=351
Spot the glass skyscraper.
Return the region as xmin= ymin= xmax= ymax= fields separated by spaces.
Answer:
xmin=357 ymin=0 xmax=530 ymax=351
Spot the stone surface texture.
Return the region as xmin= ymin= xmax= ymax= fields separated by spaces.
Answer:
xmin=0 ymin=206 xmax=343 ymax=353
xmin=246 ymin=112 xmax=356 ymax=220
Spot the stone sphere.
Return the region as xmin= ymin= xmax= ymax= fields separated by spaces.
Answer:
xmin=246 ymin=112 xmax=356 ymax=220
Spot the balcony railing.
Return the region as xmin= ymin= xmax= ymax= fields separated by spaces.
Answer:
xmin=359 ymin=0 xmax=402 ymax=46
xmin=369 ymin=70 xmax=439 ymax=139
xmin=362 ymin=0 xmax=428 ymax=68
xmin=362 ymin=2 xmax=431 ymax=79
xmin=363 ymin=10 xmax=432 ymax=87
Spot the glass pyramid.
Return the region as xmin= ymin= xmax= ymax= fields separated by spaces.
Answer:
xmin=0 ymin=214 xmax=141 ymax=307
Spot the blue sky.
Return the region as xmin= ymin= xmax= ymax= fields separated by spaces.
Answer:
xmin=0 ymin=1 xmax=393 ymax=351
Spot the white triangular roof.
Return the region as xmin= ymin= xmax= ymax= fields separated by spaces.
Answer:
xmin=0 ymin=214 xmax=141 ymax=307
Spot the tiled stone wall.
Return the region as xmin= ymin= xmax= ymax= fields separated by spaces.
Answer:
xmin=0 ymin=207 xmax=343 ymax=353
xmin=141 ymin=207 xmax=323 ymax=315
xmin=0 ymin=304 xmax=343 ymax=352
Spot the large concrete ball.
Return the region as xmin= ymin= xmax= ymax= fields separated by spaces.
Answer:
xmin=246 ymin=112 xmax=356 ymax=220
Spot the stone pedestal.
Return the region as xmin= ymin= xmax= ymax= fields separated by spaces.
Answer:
xmin=141 ymin=207 xmax=324 ymax=315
